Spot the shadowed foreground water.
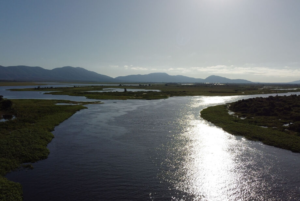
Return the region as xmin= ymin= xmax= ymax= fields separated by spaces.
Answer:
xmin=4 ymin=89 xmax=300 ymax=200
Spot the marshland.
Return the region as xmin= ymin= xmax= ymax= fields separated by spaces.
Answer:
xmin=2 ymin=83 xmax=300 ymax=200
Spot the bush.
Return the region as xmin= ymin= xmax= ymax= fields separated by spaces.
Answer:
xmin=1 ymin=100 xmax=13 ymax=110
xmin=2 ymin=114 xmax=13 ymax=120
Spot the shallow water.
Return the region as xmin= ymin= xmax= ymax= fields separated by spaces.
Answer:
xmin=0 ymin=85 xmax=98 ymax=101
xmin=3 ymin=85 xmax=300 ymax=200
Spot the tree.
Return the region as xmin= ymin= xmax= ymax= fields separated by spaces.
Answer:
xmin=1 ymin=99 xmax=12 ymax=110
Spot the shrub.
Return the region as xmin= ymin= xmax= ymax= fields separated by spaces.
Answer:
xmin=1 ymin=100 xmax=12 ymax=110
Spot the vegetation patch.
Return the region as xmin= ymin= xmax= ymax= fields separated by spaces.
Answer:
xmin=201 ymin=95 xmax=300 ymax=152
xmin=229 ymin=95 xmax=300 ymax=134
xmin=0 ymin=98 xmax=88 ymax=201
xmin=11 ymin=84 xmax=300 ymax=100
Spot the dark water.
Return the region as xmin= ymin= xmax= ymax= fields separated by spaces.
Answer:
xmin=3 ymin=86 xmax=300 ymax=200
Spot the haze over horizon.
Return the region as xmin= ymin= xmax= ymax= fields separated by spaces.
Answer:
xmin=1 ymin=0 xmax=300 ymax=83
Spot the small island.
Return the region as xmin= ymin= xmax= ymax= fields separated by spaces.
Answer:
xmin=201 ymin=95 xmax=300 ymax=152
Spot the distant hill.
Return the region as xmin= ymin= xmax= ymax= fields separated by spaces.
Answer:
xmin=116 ymin=73 xmax=252 ymax=83
xmin=0 ymin=65 xmax=116 ymax=82
xmin=204 ymin=75 xmax=252 ymax=84
xmin=116 ymin=73 xmax=204 ymax=83
xmin=0 ymin=65 xmax=253 ymax=83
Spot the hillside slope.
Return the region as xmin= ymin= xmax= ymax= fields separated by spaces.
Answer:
xmin=0 ymin=65 xmax=116 ymax=82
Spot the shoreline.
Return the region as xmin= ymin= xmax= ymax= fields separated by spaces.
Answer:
xmin=0 ymin=99 xmax=98 ymax=201
xmin=201 ymin=104 xmax=300 ymax=153
xmin=10 ymin=84 xmax=300 ymax=100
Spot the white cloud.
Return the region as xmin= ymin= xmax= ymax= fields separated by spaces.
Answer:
xmin=108 ymin=64 xmax=300 ymax=82
xmin=162 ymin=67 xmax=192 ymax=74
xmin=190 ymin=65 xmax=300 ymax=78
xmin=131 ymin=67 xmax=148 ymax=71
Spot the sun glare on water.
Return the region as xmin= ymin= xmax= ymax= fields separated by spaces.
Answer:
xmin=176 ymin=120 xmax=240 ymax=200
xmin=159 ymin=97 xmax=272 ymax=200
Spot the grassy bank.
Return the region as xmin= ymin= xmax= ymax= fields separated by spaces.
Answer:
xmin=0 ymin=99 xmax=89 ymax=201
xmin=11 ymin=84 xmax=300 ymax=100
xmin=201 ymin=104 xmax=300 ymax=152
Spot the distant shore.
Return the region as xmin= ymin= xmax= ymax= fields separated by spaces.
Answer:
xmin=10 ymin=83 xmax=300 ymax=99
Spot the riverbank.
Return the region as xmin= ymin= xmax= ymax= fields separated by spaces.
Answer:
xmin=4 ymin=94 xmax=300 ymax=200
xmin=201 ymin=104 xmax=300 ymax=152
xmin=0 ymin=99 xmax=97 ymax=201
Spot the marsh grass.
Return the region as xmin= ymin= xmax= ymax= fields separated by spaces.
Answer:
xmin=201 ymin=104 xmax=300 ymax=153
xmin=0 ymin=99 xmax=86 ymax=201
xmin=229 ymin=95 xmax=300 ymax=134
xmin=11 ymin=84 xmax=300 ymax=100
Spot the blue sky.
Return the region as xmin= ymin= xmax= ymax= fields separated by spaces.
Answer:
xmin=1 ymin=0 xmax=300 ymax=82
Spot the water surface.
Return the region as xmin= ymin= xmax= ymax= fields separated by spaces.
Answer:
xmin=3 ymin=86 xmax=300 ymax=200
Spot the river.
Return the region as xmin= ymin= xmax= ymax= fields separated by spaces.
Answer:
xmin=2 ymin=85 xmax=300 ymax=200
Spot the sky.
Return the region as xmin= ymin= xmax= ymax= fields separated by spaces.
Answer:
xmin=1 ymin=0 xmax=300 ymax=82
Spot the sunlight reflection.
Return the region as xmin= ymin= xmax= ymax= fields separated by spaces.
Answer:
xmin=191 ymin=96 xmax=239 ymax=108
xmin=158 ymin=106 xmax=245 ymax=200
xmin=157 ymin=96 xmax=279 ymax=200
xmin=176 ymin=120 xmax=240 ymax=200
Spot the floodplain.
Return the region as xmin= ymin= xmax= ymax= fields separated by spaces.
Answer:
xmin=2 ymin=82 xmax=300 ymax=200
xmin=11 ymin=83 xmax=300 ymax=100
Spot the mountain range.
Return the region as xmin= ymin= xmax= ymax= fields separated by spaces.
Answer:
xmin=0 ymin=65 xmax=115 ymax=82
xmin=291 ymin=80 xmax=300 ymax=84
xmin=115 ymin=73 xmax=252 ymax=83
xmin=0 ymin=65 xmax=253 ymax=83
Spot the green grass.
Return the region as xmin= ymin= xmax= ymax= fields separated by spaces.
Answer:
xmin=228 ymin=95 xmax=300 ymax=134
xmin=11 ymin=84 xmax=300 ymax=100
xmin=0 ymin=99 xmax=88 ymax=201
xmin=201 ymin=105 xmax=300 ymax=152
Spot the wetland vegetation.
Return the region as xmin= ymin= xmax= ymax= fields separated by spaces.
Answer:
xmin=0 ymin=98 xmax=98 ymax=201
xmin=201 ymin=95 xmax=300 ymax=152
xmin=11 ymin=83 xmax=300 ymax=100
xmin=3 ymin=83 xmax=300 ymax=200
